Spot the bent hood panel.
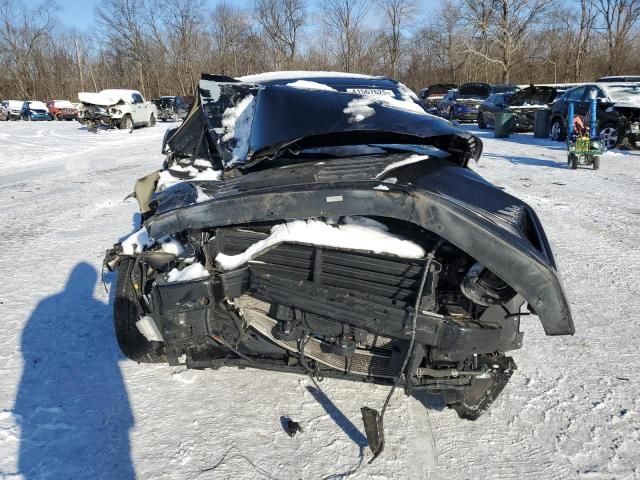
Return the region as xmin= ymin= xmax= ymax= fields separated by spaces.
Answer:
xmin=146 ymin=156 xmax=573 ymax=336
xmin=166 ymin=74 xmax=480 ymax=169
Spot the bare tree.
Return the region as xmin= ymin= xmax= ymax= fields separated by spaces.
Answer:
xmin=595 ymin=0 xmax=640 ymax=75
xmin=464 ymin=0 xmax=552 ymax=82
xmin=254 ymin=0 xmax=306 ymax=68
xmin=95 ymin=0 xmax=153 ymax=95
xmin=574 ymin=0 xmax=596 ymax=80
xmin=0 ymin=0 xmax=56 ymax=98
xmin=461 ymin=0 xmax=496 ymax=82
xmin=210 ymin=2 xmax=252 ymax=75
xmin=378 ymin=0 xmax=415 ymax=77
xmin=322 ymin=0 xmax=370 ymax=72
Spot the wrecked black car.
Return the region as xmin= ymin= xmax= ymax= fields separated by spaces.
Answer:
xmin=105 ymin=72 xmax=573 ymax=426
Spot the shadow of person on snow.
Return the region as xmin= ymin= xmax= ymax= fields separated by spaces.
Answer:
xmin=14 ymin=262 xmax=135 ymax=480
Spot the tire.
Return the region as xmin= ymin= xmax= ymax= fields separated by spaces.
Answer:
xmin=570 ymin=153 xmax=578 ymax=169
xmin=161 ymin=118 xmax=167 ymax=122
xmin=114 ymin=258 xmax=166 ymax=363
xmin=477 ymin=113 xmax=487 ymax=129
xmin=120 ymin=115 xmax=133 ymax=133
xmin=592 ymin=155 xmax=600 ymax=170
xmin=147 ymin=113 xmax=156 ymax=127
xmin=550 ymin=118 xmax=566 ymax=141
xmin=599 ymin=123 xmax=619 ymax=149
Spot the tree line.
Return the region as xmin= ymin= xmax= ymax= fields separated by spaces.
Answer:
xmin=1 ymin=0 xmax=639 ymax=101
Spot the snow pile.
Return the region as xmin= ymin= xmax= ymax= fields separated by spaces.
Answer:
xmin=156 ymin=167 xmax=223 ymax=193
xmin=215 ymin=216 xmax=425 ymax=271
xmin=344 ymin=94 xmax=427 ymax=123
xmin=285 ymin=80 xmax=336 ymax=91
xmin=121 ymin=226 xmax=151 ymax=255
xmin=159 ymin=237 xmax=184 ymax=256
xmin=343 ymin=97 xmax=376 ymax=123
xmin=156 ymin=170 xmax=183 ymax=191
xmin=376 ymin=154 xmax=430 ymax=177
xmin=165 ymin=263 xmax=210 ymax=283
xmin=221 ymin=94 xmax=256 ymax=165
xmin=193 ymin=169 xmax=222 ymax=181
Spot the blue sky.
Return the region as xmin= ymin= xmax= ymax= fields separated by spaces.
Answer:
xmin=23 ymin=0 xmax=423 ymax=32
xmin=25 ymin=0 xmax=254 ymax=31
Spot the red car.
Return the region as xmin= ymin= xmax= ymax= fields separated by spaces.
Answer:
xmin=47 ymin=100 xmax=77 ymax=120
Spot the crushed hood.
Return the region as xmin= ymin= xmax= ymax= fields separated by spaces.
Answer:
xmin=164 ymin=73 xmax=481 ymax=170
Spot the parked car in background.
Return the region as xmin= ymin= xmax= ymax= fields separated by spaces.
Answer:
xmin=418 ymin=83 xmax=457 ymax=115
xmin=437 ymin=83 xmax=519 ymax=122
xmin=477 ymin=93 xmax=514 ymax=129
xmin=47 ymin=100 xmax=77 ymax=120
xmin=596 ymin=75 xmax=640 ymax=83
xmin=153 ymin=95 xmax=189 ymax=121
xmin=478 ymin=85 xmax=559 ymax=131
xmin=2 ymin=100 xmax=25 ymax=120
xmin=549 ymin=83 xmax=640 ymax=149
xmin=77 ymin=89 xmax=157 ymax=132
xmin=21 ymin=101 xmax=52 ymax=121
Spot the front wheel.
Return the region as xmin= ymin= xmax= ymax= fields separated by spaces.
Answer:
xmin=599 ymin=124 xmax=619 ymax=149
xmin=592 ymin=155 xmax=600 ymax=170
xmin=114 ymin=258 xmax=166 ymax=363
xmin=477 ymin=113 xmax=487 ymax=129
xmin=550 ymin=118 xmax=566 ymax=141
xmin=120 ymin=115 xmax=134 ymax=133
xmin=570 ymin=153 xmax=578 ymax=169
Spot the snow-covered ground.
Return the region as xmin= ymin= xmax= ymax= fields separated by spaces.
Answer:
xmin=0 ymin=121 xmax=638 ymax=479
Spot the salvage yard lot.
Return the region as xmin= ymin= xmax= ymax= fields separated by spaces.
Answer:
xmin=0 ymin=121 xmax=638 ymax=479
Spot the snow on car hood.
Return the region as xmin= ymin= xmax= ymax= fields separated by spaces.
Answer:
xmin=28 ymin=101 xmax=48 ymax=111
xmin=78 ymin=90 xmax=135 ymax=106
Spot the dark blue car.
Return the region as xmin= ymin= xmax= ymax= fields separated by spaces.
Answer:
xmin=21 ymin=101 xmax=52 ymax=121
xmin=438 ymin=83 xmax=519 ymax=122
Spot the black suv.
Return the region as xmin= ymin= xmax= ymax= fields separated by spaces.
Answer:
xmin=550 ymin=83 xmax=640 ymax=149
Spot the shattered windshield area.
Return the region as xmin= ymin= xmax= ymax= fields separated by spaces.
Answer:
xmin=603 ymin=85 xmax=640 ymax=103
